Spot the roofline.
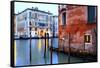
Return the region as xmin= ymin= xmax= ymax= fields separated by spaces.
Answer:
xmin=15 ymin=8 xmax=53 ymax=15
xmin=53 ymin=15 xmax=58 ymax=17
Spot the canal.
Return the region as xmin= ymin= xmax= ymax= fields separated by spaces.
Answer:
xmin=14 ymin=38 xmax=86 ymax=66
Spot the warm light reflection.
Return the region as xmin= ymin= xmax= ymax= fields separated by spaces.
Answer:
xmin=38 ymin=39 xmax=42 ymax=52
xmin=46 ymin=39 xmax=48 ymax=49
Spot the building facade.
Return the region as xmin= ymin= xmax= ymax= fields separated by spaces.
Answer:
xmin=52 ymin=16 xmax=58 ymax=37
xmin=15 ymin=7 xmax=55 ymax=38
xmin=58 ymin=5 xmax=97 ymax=56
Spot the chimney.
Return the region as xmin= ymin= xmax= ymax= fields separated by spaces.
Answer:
xmin=32 ymin=7 xmax=34 ymax=9
xmin=35 ymin=7 xmax=38 ymax=10
xmin=48 ymin=11 xmax=50 ymax=13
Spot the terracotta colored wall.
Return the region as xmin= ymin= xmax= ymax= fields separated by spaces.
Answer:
xmin=58 ymin=5 xmax=97 ymax=55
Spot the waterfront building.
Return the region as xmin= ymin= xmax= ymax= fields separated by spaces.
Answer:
xmin=58 ymin=5 xmax=97 ymax=55
xmin=15 ymin=7 xmax=54 ymax=38
xmin=52 ymin=16 xmax=58 ymax=37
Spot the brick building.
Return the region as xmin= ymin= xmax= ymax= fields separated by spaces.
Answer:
xmin=58 ymin=5 xmax=97 ymax=56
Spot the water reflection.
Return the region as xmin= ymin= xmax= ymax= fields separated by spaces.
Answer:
xmin=15 ymin=40 xmax=30 ymax=66
xmin=14 ymin=38 xmax=84 ymax=66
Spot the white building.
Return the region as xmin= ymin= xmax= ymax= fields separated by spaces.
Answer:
xmin=15 ymin=7 xmax=55 ymax=38
xmin=52 ymin=16 xmax=58 ymax=37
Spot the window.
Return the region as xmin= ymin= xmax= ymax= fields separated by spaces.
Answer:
xmin=38 ymin=14 xmax=46 ymax=21
xmin=35 ymin=28 xmax=37 ymax=31
xmin=46 ymin=15 xmax=48 ymax=21
xmin=35 ymin=22 xmax=37 ymax=26
xmin=62 ymin=12 xmax=66 ymax=26
xmin=25 ymin=17 xmax=27 ymax=20
xmin=88 ymin=6 xmax=96 ymax=23
xmin=84 ymin=35 xmax=91 ymax=43
xmin=29 ymin=12 xmax=31 ymax=19
xmin=35 ymin=13 xmax=37 ymax=19
xmin=50 ymin=16 xmax=52 ymax=22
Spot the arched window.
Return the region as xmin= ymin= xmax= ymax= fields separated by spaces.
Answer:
xmin=62 ymin=12 xmax=66 ymax=26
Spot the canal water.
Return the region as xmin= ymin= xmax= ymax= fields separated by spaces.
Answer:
xmin=14 ymin=38 xmax=84 ymax=66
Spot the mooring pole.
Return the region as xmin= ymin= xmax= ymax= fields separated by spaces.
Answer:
xmin=68 ymin=33 xmax=70 ymax=63
xmin=47 ymin=33 xmax=49 ymax=49
xmin=83 ymin=33 xmax=86 ymax=62
xmin=50 ymin=34 xmax=53 ymax=64
xmin=44 ymin=33 xmax=46 ymax=58
xmin=29 ymin=21 xmax=32 ymax=64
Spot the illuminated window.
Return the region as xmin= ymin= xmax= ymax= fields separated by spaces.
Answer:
xmin=84 ymin=35 xmax=91 ymax=43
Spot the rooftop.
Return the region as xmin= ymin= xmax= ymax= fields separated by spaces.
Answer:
xmin=15 ymin=7 xmax=53 ymax=15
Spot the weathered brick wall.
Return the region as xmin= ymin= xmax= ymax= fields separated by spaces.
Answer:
xmin=58 ymin=5 xmax=97 ymax=55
